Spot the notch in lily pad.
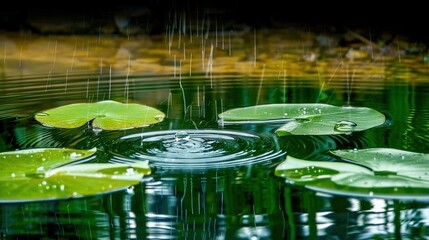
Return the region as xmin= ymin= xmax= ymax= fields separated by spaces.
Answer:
xmin=275 ymin=148 xmax=429 ymax=199
xmin=218 ymin=103 xmax=386 ymax=135
xmin=0 ymin=147 xmax=151 ymax=203
xmin=35 ymin=100 xmax=165 ymax=131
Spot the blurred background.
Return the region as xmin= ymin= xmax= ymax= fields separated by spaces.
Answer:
xmin=1 ymin=0 xmax=428 ymax=42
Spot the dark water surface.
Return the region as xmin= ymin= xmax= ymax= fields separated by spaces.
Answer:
xmin=1 ymin=30 xmax=429 ymax=239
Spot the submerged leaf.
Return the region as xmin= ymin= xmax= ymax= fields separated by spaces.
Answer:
xmin=218 ymin=103 xmax=385 ymax=135
xmin=0 ymin=148 xmax=151 ymax=202
xmin=276 ymin=148 xmax=429 ymax=199
xmin=35 ymin=100 xmax=165 ymax=130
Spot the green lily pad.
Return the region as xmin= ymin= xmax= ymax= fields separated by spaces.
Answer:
xmin=34 ymin=100 xmax=165 ymax=130
xmin=218 ymin=103 xmax=385 ymax=135
xmin=275 ymin=148 xmax=429 ymax=199
xmin=275 ymin=156 xmax=372 ymax=183
xmin=331 ymin=148 xmax=429 ymax=181
xmin=0 ymin=148 xmax=151 ymax=202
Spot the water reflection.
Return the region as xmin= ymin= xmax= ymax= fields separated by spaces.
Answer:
xmin=281 ymin=186 xmax=429 ymax=239
xmin=144 ymin=164 xmax=283 ymax=239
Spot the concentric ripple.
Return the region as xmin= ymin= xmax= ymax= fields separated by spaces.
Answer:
xmin=110 ymin=129 xmax=285 ymax=169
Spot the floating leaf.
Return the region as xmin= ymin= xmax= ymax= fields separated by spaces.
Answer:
xmin=35 ymin=100 xmax=165 ymax=130
xmin=0 ymin=148 xmax=151 ymax=202
xmin=275 ymin=156 xmax=372 ymax=183
xmin=331 ymin=148 xmax=429 ymax=181
xmin=276 ymin=149 xmax=429 ymax=199
xmin=218 ymin=103 xmax=385 ymax=135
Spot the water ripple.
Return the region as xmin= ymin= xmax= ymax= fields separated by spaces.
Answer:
xmin=109 ymin=129 xmax=285 ymax=170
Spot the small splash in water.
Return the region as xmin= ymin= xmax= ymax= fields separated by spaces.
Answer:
xmin=174 ymin=130 xmax=190 ymax=142
xmin=334 ymin=120 xmax=357 ymax=133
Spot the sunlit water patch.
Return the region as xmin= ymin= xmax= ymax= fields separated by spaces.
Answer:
xmin=109 ymin=129 xmax=285 ymax=170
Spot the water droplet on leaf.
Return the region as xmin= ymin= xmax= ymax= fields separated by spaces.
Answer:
xmin=334 ymin=120 xmax=357 ymax=133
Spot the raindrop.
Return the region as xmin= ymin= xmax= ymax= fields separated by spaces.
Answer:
xmin=126 ymin=167 xmax=135 ymax=175
xmin=175 ymin=130 xmax=190 ymax=142
xmin=70 ymin=152 xmax=82 ymax=158
xmin=298 ymin=107 xmax=308 ymax=115
xmin=312 ymin=107 xmax=322 ymax=114
xmin=334 ymin=120 xmax=357 ymax=133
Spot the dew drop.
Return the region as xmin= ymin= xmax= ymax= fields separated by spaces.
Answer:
xmin=126 ymin=167 xmax=135 ymax=175
xmin=312 ymin=107 xmax=322 ymax=114
xmin=70 ymin=152 xmax=82 ymax=158
xmin=334 ymin=120 xmax=357 ymax=133
xmin=11 ymin=173 xmax=15 ymax=177
xmin=60 ymin=185 xmax=65 ymax=191
xmin=298 ymin=107 xmax=308 ymax=115
xmin=175 ymin=130 xmax=190 ymax=142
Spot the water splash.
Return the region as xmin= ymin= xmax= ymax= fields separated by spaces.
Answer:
xmin=174 ymin=130 xmax=190 ymax=142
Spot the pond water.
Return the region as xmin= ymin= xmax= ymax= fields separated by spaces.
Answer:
xmin=1 ymin=25 xmax=429 ymax=240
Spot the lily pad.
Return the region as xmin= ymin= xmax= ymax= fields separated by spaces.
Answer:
xmin=275 ymin=148 xmax=429 ymax=199
xmin=34 ymin=100 xmax=165 ymax=130
xmin=218 ymin=103 xmax=385 ymax=135
xmin=0 ymin=148 xmax=151 ymax=202
xmin=331 ymin=148 xmax=429 ymax=182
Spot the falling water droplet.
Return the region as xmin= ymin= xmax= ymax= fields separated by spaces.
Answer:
xmin=175 ymin=130 xmax=190 ymax=142
xmin=334 ymin=120 xmax=357 ymax=133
